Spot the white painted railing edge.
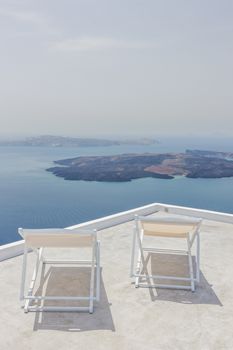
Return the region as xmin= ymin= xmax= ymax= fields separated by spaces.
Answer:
xmin=158 ymin=203 xmax=233 ymax=223
xmin=0 ymin=203 xmax=158 ymax=262
xmin=0 ymin=202 xmax=232 ymax=262
xmin=67 ymin=203 xmax=158 ymax=230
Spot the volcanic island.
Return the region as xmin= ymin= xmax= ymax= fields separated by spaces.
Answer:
xmin=46 ymin=150 xmax=233 ymax=182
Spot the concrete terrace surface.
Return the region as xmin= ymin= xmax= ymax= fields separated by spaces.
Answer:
xmin=1 ymin=213 xmax=233 ymax=350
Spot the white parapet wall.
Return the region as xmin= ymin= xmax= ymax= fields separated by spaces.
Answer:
xmin=0 ymin=203 xmax=158 ymax=262
xmin=0 ymin=202 xmax=233 ymax=262
xmin=159 ymin=203 xmax=233 ymax=224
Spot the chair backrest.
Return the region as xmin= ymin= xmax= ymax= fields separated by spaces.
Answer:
xmin=135 ymin=216 xmax=202 ymax=238
xmin=18 ymin=228 xmax=96 ymax=248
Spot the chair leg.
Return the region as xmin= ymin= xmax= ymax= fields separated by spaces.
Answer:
xmin=130 ymin=228 xmax=137 ymax=278
xmin=196 ymin=232 xmax=200 ymax=283
xmin=24 ymin=248 xmax=42 ymax=312
xmin=187 ymin=236 xmax=195 ymax=292
xmin=20 ymin=245 xmax=28 ymax=303
xmin=96 ymin=241 xmax=100 ymax=302
xmin=135 ymin=259 xmax=141 ymax=287
xmin=135 ymin=227 xmax=145 ymax=288
xmin=89 ymin=244 xmax=95 ymax=313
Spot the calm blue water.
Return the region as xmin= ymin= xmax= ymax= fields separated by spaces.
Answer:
xmin=0 ymin=137 xmax=233 ymax=245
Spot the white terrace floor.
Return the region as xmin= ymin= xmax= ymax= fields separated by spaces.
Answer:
xmin=1 ymin=212 xmax=233 ymax=350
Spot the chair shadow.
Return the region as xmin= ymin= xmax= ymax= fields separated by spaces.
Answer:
xmin=139 ymin=253 xmax=222 ymax=306
xmin=33 ymin=265 xmax=115 ymax=332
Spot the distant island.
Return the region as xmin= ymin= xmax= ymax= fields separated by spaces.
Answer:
xmin=0 ymin=135 xmax=158 ymax=147
xmin=47 ymin=149 xmax=233 ymax=182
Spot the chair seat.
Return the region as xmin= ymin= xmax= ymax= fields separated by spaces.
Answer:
xmin=142 ymin=223 xmax=196 ymax=238
xmin=19 ymin=228 xmax=94 ymax=248
xmin=24 ymin=233 xmax=93 ymax=248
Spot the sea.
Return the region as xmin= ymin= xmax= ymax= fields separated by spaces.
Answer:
xmin=0 ymin=136 xmax=233 ymax=245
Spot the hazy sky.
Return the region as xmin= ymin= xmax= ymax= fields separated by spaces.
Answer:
xmin=0 ymin=0 xmax=233 ymax=138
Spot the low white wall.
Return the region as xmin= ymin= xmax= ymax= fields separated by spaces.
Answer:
xmin=0 ymin=202 xmax=232 ymax=262
xmin=159 ymin=203 xmax=233 ymax=224
xmin=0 ymin=203 xmax=158 ymax=262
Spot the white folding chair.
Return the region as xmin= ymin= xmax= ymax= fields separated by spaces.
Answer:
xmin=130 ymin=215 xmax=202 ymax=292
xmin=19 ymin=228 xmax=100 ymax=313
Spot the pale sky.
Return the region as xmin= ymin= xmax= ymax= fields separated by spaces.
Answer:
xmin=0 ymin=0 xmax=233 ymax=138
